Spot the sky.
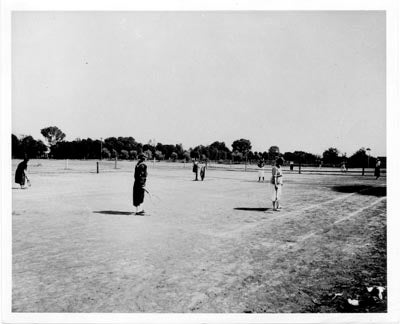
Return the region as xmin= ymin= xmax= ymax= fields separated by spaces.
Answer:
xmin=11 ymin=11 xmax=386 ymax=156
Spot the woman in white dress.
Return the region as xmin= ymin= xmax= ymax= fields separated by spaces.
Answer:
xmin=257 ymin=159 xmax=265 ymax=182
xmin=271 ymin=157 xmax=284 ymax=211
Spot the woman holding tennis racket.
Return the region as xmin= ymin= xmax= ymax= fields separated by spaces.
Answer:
xmin=271 ymin=157 xmax=284 ymax=211
xmin=133 ymin=153 xmax=148 ymax=215
xmin=15 ymin=157 xmax=30 ymax=189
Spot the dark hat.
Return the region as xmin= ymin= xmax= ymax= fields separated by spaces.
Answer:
xmin=138 ymin=153 xmax=146 ymax=159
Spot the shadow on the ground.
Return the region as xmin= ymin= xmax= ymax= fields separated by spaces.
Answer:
xmin=234 ymin=207 xmax=270 ymax=212
xmin=93 ymin=210 xmax=140 ymax=216
xmin=332 ymin=185 xmax=386 ymax=197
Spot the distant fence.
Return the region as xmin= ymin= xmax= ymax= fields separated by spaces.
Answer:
xmin=12 ymin=159 xmax=386 ymax=177
xmin=206 ymin=163 xmax=386 ymax=177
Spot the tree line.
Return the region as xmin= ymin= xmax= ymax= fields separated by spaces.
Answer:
xmin=11 ymin=126 xmax=382 ymax=167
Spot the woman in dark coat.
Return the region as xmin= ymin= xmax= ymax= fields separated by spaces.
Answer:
xmin=192 ymin=160 xmax=199 ymax=181
xmin=15 ymin=158 xmax=30 ymax=188
xmin=133 ymin=153 xmax=147 ymax=214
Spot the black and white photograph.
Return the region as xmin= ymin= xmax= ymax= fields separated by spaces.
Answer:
xmin=1 ymin=0 xmax=399 ymax=323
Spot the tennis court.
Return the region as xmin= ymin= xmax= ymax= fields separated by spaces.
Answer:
xmin=11 ymin=159 xmax=387 ymax=312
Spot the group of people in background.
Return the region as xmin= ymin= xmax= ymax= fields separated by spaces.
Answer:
xmin=192 ymin=160 xmax=206 ymax=181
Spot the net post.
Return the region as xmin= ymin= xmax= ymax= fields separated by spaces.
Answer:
xmin=96 ymin=161 xmax=99 ymax=173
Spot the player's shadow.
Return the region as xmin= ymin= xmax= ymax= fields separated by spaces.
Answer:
xmin=234 ymin=207 xmax=270 ymax=212
xmin=332 ymin=185 xmax=386 ymax=197
xmin=93 ymin=210 xmax=141 ymax=216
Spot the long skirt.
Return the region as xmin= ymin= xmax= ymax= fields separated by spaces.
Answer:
xmin=15 ymin=169 xmax=25 ymax=185
xmin=133 ymin=182 xmax=145 ymax=207
xmin=374 ymin=167 xmax=381 ymax=178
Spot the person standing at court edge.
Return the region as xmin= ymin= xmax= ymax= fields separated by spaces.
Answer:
xmin=271 ymin=157 xmax=284 ymax=211
xmin=289 ymin=161 xmax=294 ymax=171
xmin=257 ymin=159 xmax=265 ymax=182
xmin=374 ymin=158 xmax=381 ymax=180
xmin=15 ymin=157 xmax=30 ymax=189
xmin=133 ymin=153 xmax=147 ymax=215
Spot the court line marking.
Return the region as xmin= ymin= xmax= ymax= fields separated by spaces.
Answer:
xmin=263 ymin=185 xmax=385 ymax=223
xmin=298 ymin=196 xmax=387 ymax=242
xmin=218 ymin=186 xmax=386 ymax=238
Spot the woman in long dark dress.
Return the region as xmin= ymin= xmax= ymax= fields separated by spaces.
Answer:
xmin=133 ymin=153 xmax=147 ymax=215
xmin=15 ymin=158 xmax=30 ymax=189
xmin=192 ymin=160 xmax=199 ymax=181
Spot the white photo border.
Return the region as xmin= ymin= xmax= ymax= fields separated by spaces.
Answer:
xmin=1 ymin=0 xmax=399 ymax=323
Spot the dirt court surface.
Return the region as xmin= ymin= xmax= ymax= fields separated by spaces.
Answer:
xmin=12 ymin=160 xmax=387 ymax=313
